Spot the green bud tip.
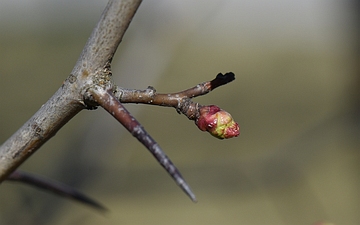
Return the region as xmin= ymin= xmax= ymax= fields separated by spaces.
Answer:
xmin=196 ymin=105 xmax=240 ymax=139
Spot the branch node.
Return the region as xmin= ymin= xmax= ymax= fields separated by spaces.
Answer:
xmin=146 ymin=86 xmax=156 ymax=97
xmin=82 ymin=89 xmax=99 ymax=110
xmin=178 ymin=99 xmax=200 ymax=120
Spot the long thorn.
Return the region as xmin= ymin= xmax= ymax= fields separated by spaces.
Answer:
xmin=7 ymin=170 xmax=107 ymax=211
xmin=92 ymin=89 xmax=197 ymax=202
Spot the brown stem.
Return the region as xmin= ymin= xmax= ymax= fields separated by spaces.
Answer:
xmin=90 ymin=88 xmax=197 ymax=202
xmin=114 ymin=72 xmax=235 ymax=120
xmin=8 ymin=170 xmax=107 ymax=211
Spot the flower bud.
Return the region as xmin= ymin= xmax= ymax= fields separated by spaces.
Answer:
xmin=196 ymin=105 xmax=240 ymax=139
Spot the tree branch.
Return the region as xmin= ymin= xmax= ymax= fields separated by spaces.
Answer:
xmin=114 ymin=72 xmax=235 ymax=119
xmin=0 ymin=0 xmax=142 ymax=182
xmin=0 ymin=0 xmax=239 ymax=206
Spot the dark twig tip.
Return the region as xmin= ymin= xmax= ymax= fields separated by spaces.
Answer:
xmin=209 ymin=72 xmax=235 ymax=90
xmin=216 ymin=72 xmax=235 ymax=83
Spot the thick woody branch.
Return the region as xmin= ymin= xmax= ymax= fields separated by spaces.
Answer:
xmin=90 ymin=88 xmax=197 ymax=202
xmin=73 ymin=0 xmax=142 ymax=75
xmin=0 ymin=0 xmax=142 ymax=182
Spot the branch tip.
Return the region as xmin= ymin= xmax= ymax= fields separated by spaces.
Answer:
xmin=209 ymin=72 xmax=235 ymax=90
xmin=216 ymin=72 xmax=235 ymax=82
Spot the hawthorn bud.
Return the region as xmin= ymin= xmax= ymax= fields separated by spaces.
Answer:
xmin=196 ymin=105 xmax=240 ymax=139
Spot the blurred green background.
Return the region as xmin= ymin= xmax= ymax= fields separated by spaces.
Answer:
xmin=0 ymin=1 xmax=358 ymax=225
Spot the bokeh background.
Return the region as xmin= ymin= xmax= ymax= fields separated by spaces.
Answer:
xmin=0 ymin=0 xmax=358 ymax=224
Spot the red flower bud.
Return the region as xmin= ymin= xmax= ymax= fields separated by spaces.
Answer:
xmin=196 ymin=105 xmax=240 ymax=139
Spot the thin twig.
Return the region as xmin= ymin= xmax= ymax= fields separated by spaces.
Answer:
xmin=114 ymin=72 xmax=235 ymax=119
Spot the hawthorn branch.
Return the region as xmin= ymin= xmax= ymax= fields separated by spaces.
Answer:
xmin=86 ymin=72 xmax=236 ymax=202
xmin=0 ymin=0 xmax=239 ymax=207
xmin=3 ymin=71 xmax=237 ymax=206
xmin=0 ymin=0 xmax=142 ymax=182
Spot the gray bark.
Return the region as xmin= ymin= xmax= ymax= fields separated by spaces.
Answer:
xmin=0 ymin=0 xmax=142 ymax=182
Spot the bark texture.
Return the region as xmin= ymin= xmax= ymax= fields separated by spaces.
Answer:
xmin=0 ymin=0 xmax=142 ymax=182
